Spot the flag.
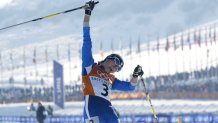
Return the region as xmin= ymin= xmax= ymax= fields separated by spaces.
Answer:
xmin=187 ymin=32 xmax=191 ymax=49
xmin=56 ymin=45 xmax=59 ymax=60
xmin=165 ymin=36 xmax=170 ymax=51
xmin=128 ymin=38 xmax=132 ymax=55
xmin=209 ymin=26 xmax=212 ymax=45
xmin=67 ymin=44 xmax=71 ymax=62
xmin=118 ymin=39 xmax=123 ymax=55
xmin=111 ymin=40 xmax=114 ymax=53
xmin=157 ymin=35 xmax=159 ymax=52
xmin=10 ymin=50 xmax=13 ymax=70
xmin=0 ymin=50 xmax=2 ymax=66
xmin=214 ymin=26 xmax=216 ymax=44
xmin=32 ymin=48 xmax=36 ymax=64
xmin=205 ymin=28 xmax=208 ymax=46
xmin=198 ymin=29 xmax=201 ymax=47
xmin=10 ymin=50 xmax=13 ymax=61
xmin=147 ymin=40 xmax=150 ymax=55
xmin=100 ymin=40 xmax=103 ymax=51
xmin=194 ymin=30 xmax=197 ymax=45
xmin=181 ymin=34 xmax=184 ymax=50
xmin=45 ymin=48 xmax=48 ymax=63
xmin=137 ymin=36 xmax=141 ymax=53
xmin=23 ymin=48 xmax=26 ymax=66
xmin=173 ymin=35 xmax=178 ymax=50
xmin=99 ymin=40 xmax=104 ymax=59
xmin=78 ymin=42 xmax=82 ymax=59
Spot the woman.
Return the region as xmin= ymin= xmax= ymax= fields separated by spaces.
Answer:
xmin=81 ymin=1 xmax=144 ymax=123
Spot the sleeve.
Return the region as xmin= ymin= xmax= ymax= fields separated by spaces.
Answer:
xmin=82 ymin=27 xmax=95 ymax=74
xmin=112 ymin=78 xmax=135 ymax=91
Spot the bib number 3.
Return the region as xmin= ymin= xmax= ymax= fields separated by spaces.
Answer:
xmin=101 ymin=83 xmax=109 ymax=96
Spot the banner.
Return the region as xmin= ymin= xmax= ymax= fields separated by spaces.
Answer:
xmin=53 ymin=60 xmax=64 ymax=109
xmin=0 ymin=113 xmax=217 ymax=123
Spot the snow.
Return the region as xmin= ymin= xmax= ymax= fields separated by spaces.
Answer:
xmin=0 ymin=99 xmax=218 ymax=116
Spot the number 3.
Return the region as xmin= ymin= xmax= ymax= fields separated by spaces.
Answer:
xmin=101 ymin=83 xmax=108 ymax=96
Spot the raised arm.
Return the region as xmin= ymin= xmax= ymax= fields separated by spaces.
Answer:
xmin=83 ymin=15 xmax=90 ymax=27
xmin=82 ymin=1 xmax=96 ymax=68
xmin=82 ymin=15 xmax=94 ymax=68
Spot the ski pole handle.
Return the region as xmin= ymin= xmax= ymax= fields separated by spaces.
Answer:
xmin=82 ymin=1 xmax=99 ymax=9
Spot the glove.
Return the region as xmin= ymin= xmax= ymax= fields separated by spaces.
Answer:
xmin=84 ymin=1 xmax=95 ymax=15
xmin=133 ymin=65 xmax=144 ymax=78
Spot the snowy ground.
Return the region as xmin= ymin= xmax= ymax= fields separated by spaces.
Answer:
xmin=0 ymin=99 xmax=218 ymax=116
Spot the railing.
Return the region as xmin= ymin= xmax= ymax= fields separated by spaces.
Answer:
xmin=0 ymin=113 xmax=218 ymax=123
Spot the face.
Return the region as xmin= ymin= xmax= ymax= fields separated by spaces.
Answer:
xmin=103 ymin=59 xmax=119 ymax=73
xmin=38 ymin=102 xmax=42 ymax=106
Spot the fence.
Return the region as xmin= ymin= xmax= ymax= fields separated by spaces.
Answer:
xmin=0 ymin=113 xmax=218 ymax=123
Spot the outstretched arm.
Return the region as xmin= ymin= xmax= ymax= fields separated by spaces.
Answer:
xmin=112 ymin=65 xmax=144 ymax=91
xmin=112 ymin=77 xmax=139 ymax=91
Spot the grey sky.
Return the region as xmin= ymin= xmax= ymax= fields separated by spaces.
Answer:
xmin=0 ymin=0 xmax=218 ymax=52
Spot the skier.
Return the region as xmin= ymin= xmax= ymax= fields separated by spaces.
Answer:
xmin=82 ymin=1 xmax=144 ymax=123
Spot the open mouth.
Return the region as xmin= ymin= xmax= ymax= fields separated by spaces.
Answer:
xmin=110 ymin=67 xmax=113 ymax=72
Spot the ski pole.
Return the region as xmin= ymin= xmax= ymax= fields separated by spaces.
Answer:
xmin=140 ymin=76 xmax=159 ymax=123
xmin=0 ymin=1 xmax=99 ymax=31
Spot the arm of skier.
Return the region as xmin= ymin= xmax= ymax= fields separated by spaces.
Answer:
xmin=112 ymin=77 xmax=137 ymax=91
xmin=82 ymin=1 xmax=96 ymax=70
xmin=82 ymin=15 xmax=94 ymax=68
xmin=112 ymin=65 xmax=144 ymax=91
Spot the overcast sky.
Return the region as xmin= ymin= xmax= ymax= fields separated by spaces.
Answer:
xmin=0 ymin=0 xmax=218 ymax=52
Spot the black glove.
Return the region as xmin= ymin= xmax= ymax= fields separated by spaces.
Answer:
xmin=85 ymin=1 xmax=95 ymax=15
xmin=133 ymin=65 xmax=144 ymax=78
